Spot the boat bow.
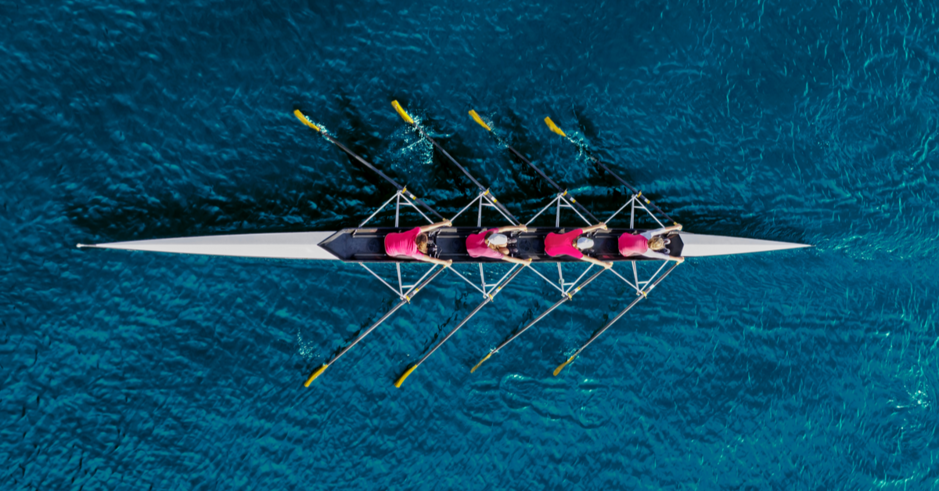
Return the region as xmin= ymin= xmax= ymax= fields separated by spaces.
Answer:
xmin=679 ymin=232 xmax=810 ymax=257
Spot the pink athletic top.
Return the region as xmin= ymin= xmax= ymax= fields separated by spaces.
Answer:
xmin=544 ymin=228 xmax=584 ymax=258
xmin=466 ymin=228 xmax=504 ymax=260
xmin=384 ymin=227 xmax=425 ymax=259
xmin=618 ymin=233 xmax=648 ymax=256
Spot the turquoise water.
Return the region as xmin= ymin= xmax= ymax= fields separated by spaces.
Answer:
xmin=3 ymin=0 xmax=938 ymax=488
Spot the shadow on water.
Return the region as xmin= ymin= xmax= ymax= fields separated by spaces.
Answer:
xmin=571 ymin=104 xmax=601 ymax=142
xmin=539 ymin=108 xmax=671 ymax=225
xmin=64 ymin=184 xmax=434 ymax=243
xmin=490 ymin=109 xmax=562 ymax=198
xmin=413 ymin=113 xmax=509 ymax=211
xmin=66 ymin=182 xmax=807 ymax=245
xmin=292 ymin=99 xmax=408 ymax=196
xmin=333 ymin=100 xmax=490 ymax=215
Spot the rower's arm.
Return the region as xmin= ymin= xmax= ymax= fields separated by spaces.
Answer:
xmin=644 ymin=250 xmax=684 ymax=262
xmin=496 ymin=225 xmax=528 ymax=233
xmin=501 ymin=256 xmax=532 ymax=266
xmin=419 ymin=220 xmax=452 ymax=233
xmin=581 ymin=223 xmax=609 ymax=233
xmin=416 ymin=255 xmax=453 ymax=267
xmin=581 ymin=256 xmax=613 ymax=269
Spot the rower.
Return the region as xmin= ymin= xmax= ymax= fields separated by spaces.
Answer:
xmin=544 ymin=223 xmax=613 ymax=269
xmin=466 ymin=225 xmax=532 ymax=265
xmin=384 ymin=220 xmax=453 ymax=267
xmin=618 ymin=224 xmax=684 ymax=262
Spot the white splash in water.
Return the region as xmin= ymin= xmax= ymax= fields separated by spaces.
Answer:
xmin=297 ymin=328 xmax=319 ymax=359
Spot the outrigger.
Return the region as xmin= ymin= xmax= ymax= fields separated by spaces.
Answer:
xmin=78 ymin=101 xmax=810 ymax=388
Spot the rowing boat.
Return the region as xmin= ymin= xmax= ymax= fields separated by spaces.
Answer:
xmin=78 ymin=102 xmax=810 ymax=387
xmin=76 ymin=228 xmax=806 ymax=260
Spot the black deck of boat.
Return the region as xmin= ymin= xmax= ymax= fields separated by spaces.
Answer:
xmin=317 ymin=227 xmax=683 ymax=263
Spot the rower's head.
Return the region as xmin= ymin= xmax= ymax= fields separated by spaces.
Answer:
xmin=575 ymin=237 xmax=594 ymax=250
xmin=486 ymin=233 xmax=508 ymax=248
xmin=648 ymin=236 xmax=666 ymax=251
xmin=416 ymin=233 xmax=429 ymax=254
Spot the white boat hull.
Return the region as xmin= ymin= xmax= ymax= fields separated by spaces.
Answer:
xmin=78 ymin=230 xmax=809 ymax=260
xmin=678 ymin=232 xmax=811 ymax=257
xmin=78 ymin=231 xmax=337 ymax=260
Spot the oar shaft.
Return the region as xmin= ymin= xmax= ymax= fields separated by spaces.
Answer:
xmin=294 ymin=108 xmax=444 ymax=221
xmin=591 ymin=158 xmax=673 ymax=223
xmin=417 ymin=298 xmax=490 ymax=367
xmin=505 ymin=146 xmax=562 ymax=190
xmin=331 ymin=301 xmax=408 ymax=364
xmin=570 ymin=261 xmax=681 ymax=359
xmin=323 ymin=134 xmax=445 ymax=221
xmin=572 ymin=296 xmax=643 ymax=359
xmin=468 ymin=110 xmax=599 ymax=224
xmin=395 ymin=265 xmax=529 ymax=387
xmin=542 ymin=116 xmax=673 ymax=224
xmin=325 ymin=135 xmax=402 ymax=189
xmin=414 ymin=264 xmax=526 ymax=368
xmin=491 ymin=267 xmax=606 ymax=352
xmin=644 ymin=260 xmax=681 ymax=293
xmin=504 ymin=145 xmax=600 ymax=223
xmin=424 ymin=135 xmax=520 ymax=224
xmin=493 ymin=296 xmax=568 ymax=352
xmin=561 ymin=266 xmax=607 ymax=296
xmin=427 ymin=137 xmax=487 ymax=193
xmin=329 ymin=266 xmax=446 ymax=365
xmin=392 ymin=101 xmax=518 ymax=224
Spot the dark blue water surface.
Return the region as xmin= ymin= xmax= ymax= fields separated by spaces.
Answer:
xmin=3 ymin=0 xmax=939 ymax=488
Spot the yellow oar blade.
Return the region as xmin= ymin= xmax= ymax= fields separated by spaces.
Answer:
xmin=544 ymin=117 xmax=567 ymax=137
xmin=553 ymin=356 xmax=575 ymax=376
xmin=391 ymin=100 xmax=415 ymax=125
xmin=304 ymin=364 xmax=329 ymax=386
xmin=468 ymin=110 xmax=492 ymax=132
xmin=394 ymin=365 xmax=418 ymax=388
xmin=293 ymin=109 xmax=321 ymax=132
xmin=470 ymin=352 xmax=492 ymax=373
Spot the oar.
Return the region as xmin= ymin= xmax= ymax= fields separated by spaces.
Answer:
xmin=393 ymin=264 xmax=527 ymax=387
xmin=468 ymin=110 xmax=600 ymax=223
xmin=543 ymin=117 xmax=676 ymax=225
xmin=552 ymin=261 xmax=681 ymax=376
xmin=470 ymin=267 xmax=607 ymax=373
xmin=390 ymin=101 xmax=520 ymax=225
xmin=304 ymin=265 xmax=448 ymax=386
xmin=293 ymin=109 xmax=444 ymax=221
